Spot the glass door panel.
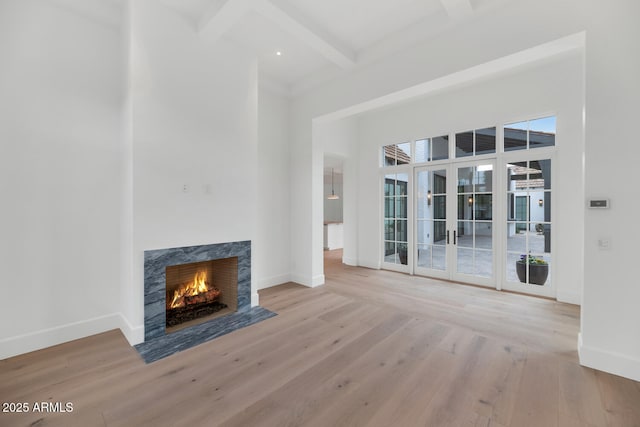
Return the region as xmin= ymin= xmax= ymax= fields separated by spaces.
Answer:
xmin=383 ymin=173 xmax=409 ymax=266
xmin=505 ymin=159 xmax=552 ymax=292
xmin=452 ymin=162 xmax=495 ymax=284
xmin=415 ymin=167 xmax=448 ymax=277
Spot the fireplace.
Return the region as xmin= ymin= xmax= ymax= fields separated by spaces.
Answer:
xmin=136 ymin=241 xmax=276 ymax=363
xmin=165 ymin=257 xmax=238 ymax=333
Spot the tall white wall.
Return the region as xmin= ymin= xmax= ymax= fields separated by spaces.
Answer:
xmin=128 ymin=0 xmax=258 ymax=335
xmin=356 ymin=52 xmax=583 ymax=303
xmin=256 ymin=85 xmax=291 ymax=290
xmin=580 ymin=1 xmax=640 ymax=381
xmin=290 ymin=0 xmax=640 ymax=381
xmin=0 ymin=0 xmax=125 ymax=358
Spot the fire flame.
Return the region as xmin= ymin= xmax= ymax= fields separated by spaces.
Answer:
xmin=169 ymin=270 xmax=209 ymax=309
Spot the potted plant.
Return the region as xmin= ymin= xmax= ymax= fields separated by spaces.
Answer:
xmin=398 ymin=243 xmax=408 ymax=265
xmin=516 ymin=254 xmax=548 ymax=285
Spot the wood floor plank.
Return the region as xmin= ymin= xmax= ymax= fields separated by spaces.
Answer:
xmin=1 ymin=249 xmax=639 ymax=427
xmin=215 ymin=312 xmax=413 ymax=426
xmin=508 ymin=351 xmax=560 ymax=426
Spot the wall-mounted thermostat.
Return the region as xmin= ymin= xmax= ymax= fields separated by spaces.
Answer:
xmin=588 ymin=199 xmax=609 ymax=208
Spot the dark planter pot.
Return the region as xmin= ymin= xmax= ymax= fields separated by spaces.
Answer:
xmin=398 ymin=249 xmax=408 ymax=265
xmin=516 ymin=261 xmax=548 ymax=285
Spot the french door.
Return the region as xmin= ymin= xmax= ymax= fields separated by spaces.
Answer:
xmin=414 ymin=159 xmax=496 ymax=286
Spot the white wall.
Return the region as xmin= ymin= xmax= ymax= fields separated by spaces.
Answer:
xmin=0 ymin=0 xmax=125 ymax=358
xmin=128 ymin=0 xmax=258 ymax=333
xmin=256 ymin=85 xmax=291 ymax=290
xmin=356 ymin=52 xmax=583 ymax=302
xmin=580 ymin=1 xmax=640 ymax=381
xmin=290 ymin=0 xmax=640 ymax=381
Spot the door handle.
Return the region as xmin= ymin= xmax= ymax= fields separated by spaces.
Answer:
xmin=446 ymin=230 xmax=450 ymax=244
xmin=453 ymin=230 xmax=457 ymax=245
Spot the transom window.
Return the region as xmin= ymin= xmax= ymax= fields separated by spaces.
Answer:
xmin=415 ymin=136 xmax=449 ymax=162
xmin=504 ymin=116 xmax=556 ymax=151
xmin=382 ymin=142 xmax=411 ymax=166
xmin=455 ymin=127 xmax=496 ymax=158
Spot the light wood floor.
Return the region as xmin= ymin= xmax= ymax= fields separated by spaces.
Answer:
xmin=2 ymin=250 xmax=639 ymax=426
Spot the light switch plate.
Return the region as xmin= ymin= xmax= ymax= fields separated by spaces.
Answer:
xmin=588 ymin=199 xmax=609 ymax=208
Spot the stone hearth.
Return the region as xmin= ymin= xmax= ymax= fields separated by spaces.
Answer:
xmin=134 ymin=240 xmax=276 ymax=363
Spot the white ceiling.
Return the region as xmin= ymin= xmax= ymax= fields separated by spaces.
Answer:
xmin=48 ymin=0 xmax=508 ymax=96
xmin=45 ymin=0 xmax=508 ymax=95
xmin=157 ymin=0 xmax=507 ymax=95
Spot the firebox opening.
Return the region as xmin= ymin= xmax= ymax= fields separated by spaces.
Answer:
xmin=165 ymin=257 xmax=238 ymax=334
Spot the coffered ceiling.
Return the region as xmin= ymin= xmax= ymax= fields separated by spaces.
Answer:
xmin=48 ymin=0 xmax=509 ymax=95
xmin=158 ymin=0 xmax=508 ymax=95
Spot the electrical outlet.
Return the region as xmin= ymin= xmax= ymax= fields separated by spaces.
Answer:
xmin=598 ymin=238 xmax=611 ymax=250
xmin=182 ymin=184 xmax=189 ymax=193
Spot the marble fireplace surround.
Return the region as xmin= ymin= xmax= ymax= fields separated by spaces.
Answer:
xmin=134 ymin=240 xmax=276 ymax=363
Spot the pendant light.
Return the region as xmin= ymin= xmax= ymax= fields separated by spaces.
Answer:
xmin=327 ymin=168 xmax=340 ymax=200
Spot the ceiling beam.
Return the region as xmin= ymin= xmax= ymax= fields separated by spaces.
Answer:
xmin=254 ymin=0 xmax=356 ymax=69
xmin=198 ymin=0 xmax=253 ymax=42
xmin=439 ymin=0 xmax=474 ymax=20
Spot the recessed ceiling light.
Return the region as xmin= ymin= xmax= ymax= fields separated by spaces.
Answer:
xmin=276 ymin=51 xmax=282 ymax=56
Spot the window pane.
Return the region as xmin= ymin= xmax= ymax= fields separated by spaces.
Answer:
xmin=397 ymin=142 xmax=412 ymax=164
xmin=432 ymin=136 xmax=449 ymax=160
xmin=504 ymin=122 xmax=527 ymax=151
xmin=529 ymin=116 xmax=556 ymax=148
xmin=474 ymin=249 xmax=492 ymax=277
xmin=384 ymin=241 xmax=397 ymax=263
xmin=457 ymin=248 xmax=474 ymax=274
xmin=433 ymin=245 xmax=446 ymax=270
xmin=396 ymin=197 xmax=408 ymax=219
xmin=396 ymin=174 xmax=409 ymax=195
xmin=507 ymin=222 xmax=527 ymax=251
xmin=383 ymin=145 xmax=396 ymax=166
xmin=475 ymin=194 xmax=492 ymax=220
xmin=530 ymin=159 xmax=551 ymax=190
xmin=397 ymin=220 xmax=408 ymax=242
xmin=476 ymin=127 xmax=496 ymax=155
xmin=434 ymin=171 xmax=447 ymax=193
xmin=457 ymin=221 xmax=473 ymax=247
xmin=455 ymin=131 xmax=474 ymax=157
xmin=384 ymin=175 xmax=395 ymax=196
xmin=457 ymin=167 xmax=474 ymax=193
xmin=384 ymin=197 xmax=394 ymax=218
xmin=506 ymin=251 xmax=520 ymax=282
xmin=415 ymin=139 xmax=429 ymax=163
xmin=458 ymin=195 xmax=473 ymax=220
xmin=475 ymin=165 xmax=493 ymax=192
xmin=416 ymin=171 xmax=429 ymax=219
xmin=433 ymin=195 xmax=446 ymax=220
xmin=434 ymin=220 xmax=447 ymax=243
xmin=384 ymin=220 xmax=395 ymax=240
xmin=475 ymin=222 xmax=492 ymax=249
xmin=417 ymin=220 xmax=429 ymax=244
xmin=530 ymin=224 xmax=551 ymax=255
xmin=417 ymin=244 xmax=432 ymax=269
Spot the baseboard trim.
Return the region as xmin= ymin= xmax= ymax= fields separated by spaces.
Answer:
xmin=117 ymin=312 xmax=144 ymax=346
xmin=358 ymin=259 xmax=380 ymax=270
xmin=342 ymin=257 xmax=358 ymax=266
xmin=557 ymin=290 xmax=581 ymax=305
xmin=257 ymin=273 xmax=291 ymax=290
xmin=0 ymin=313 xmax=125 ymax=360
xmin=251 ymin=292 xmax=260 ymax=307
xmin=578 ymin=333 xmax=640 ymax=382
xmin=290 ymin=273 xmax=325 ymax=288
